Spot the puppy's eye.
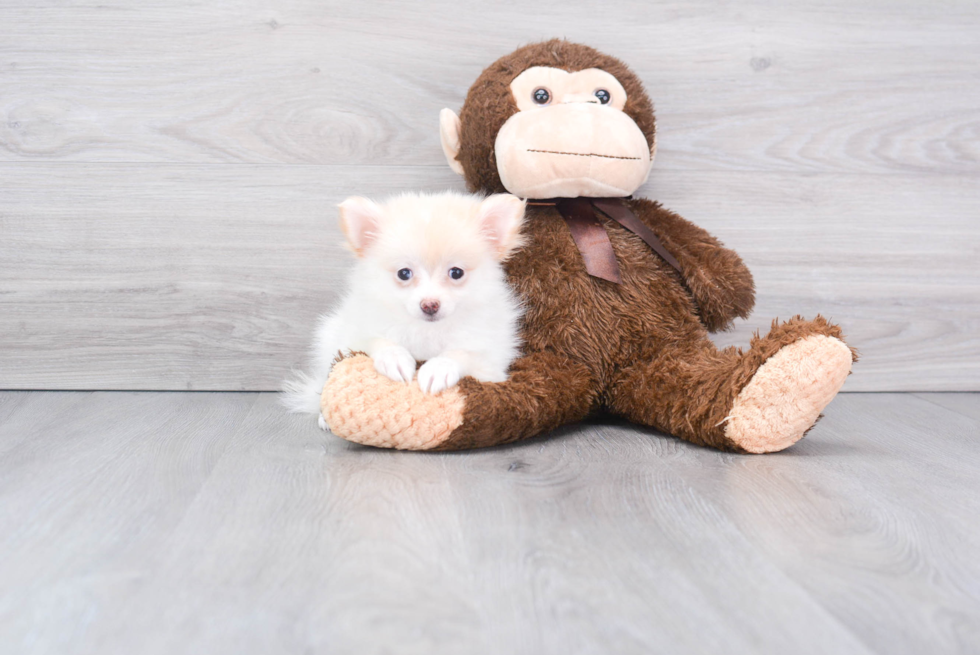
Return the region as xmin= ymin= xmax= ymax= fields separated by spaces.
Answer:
xmin=532 ymin=87 xmax=551 ymax=105
xmin=594 ymin=89 xmax=611 ymax=104
xmin=448 ymin=267 xmax=465 ymax=280
xmin=397 ymin=268 xmax=413 ymax=281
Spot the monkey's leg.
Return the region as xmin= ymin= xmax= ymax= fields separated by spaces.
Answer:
xmin=607 ymin=316 xmax=855 ymax=453
xmin=322 ymin=350 xmax=598 ymax=450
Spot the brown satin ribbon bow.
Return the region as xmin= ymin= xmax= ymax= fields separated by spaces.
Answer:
xmin=526 ymin=197 xmax=682 ymax=284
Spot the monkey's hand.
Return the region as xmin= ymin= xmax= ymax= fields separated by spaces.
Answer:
xmin=322 ymin=354 xmax=465 ymax=450
xmin=627 ymin=198 xmax=755 ymax=332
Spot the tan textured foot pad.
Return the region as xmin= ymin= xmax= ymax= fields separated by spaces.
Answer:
xmin=725 ymin=335 xmax=853 ymax=453
xmin=322 ymin=355 xmax=464 ymax=450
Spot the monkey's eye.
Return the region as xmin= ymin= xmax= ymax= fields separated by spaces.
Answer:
xmin=594 ymin=89 xmax=611 ymax=104
xmin=448 ymin=267 xmax=465 ymax=280
xmin=532 ymin=87 xmax=551 ymax=105
xmin=397 ymin=268 xmax=413 ymax=281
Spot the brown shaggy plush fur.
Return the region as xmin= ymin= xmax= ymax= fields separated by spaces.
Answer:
xmin=328 ymin=39 xmax=855 ymax=452
xmin=434 ymin=201 xmax=849 ymax=452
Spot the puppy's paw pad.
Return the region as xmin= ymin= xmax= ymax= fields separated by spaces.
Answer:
xmin=372 ymin=346 xmax=417 ymax=383
xmin=418 ymin=357 xmax=461 ymax=394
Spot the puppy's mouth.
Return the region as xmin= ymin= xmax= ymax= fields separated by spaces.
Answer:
xmin=422 ymin=314 xmax=442 ymax=322
xmin=526 ymin=148 xmax=641 ymax=161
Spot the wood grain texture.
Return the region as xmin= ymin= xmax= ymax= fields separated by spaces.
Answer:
xmin=0 ymin=391 xmax=258 ymax=654
xmin=1 ymin=0 xmax=978 ymax=391
xmin=913 ymin=392 xmax=980 ymax=422
xmin=0 ymin=390 xmax=978 ymax=653
xmin=0 ymin=164 xmax=457 ymax=390
xmin=2 ymin=164 xmax=977 ymax=390
xmin=1 ymin=1 xmax=977 ymax=175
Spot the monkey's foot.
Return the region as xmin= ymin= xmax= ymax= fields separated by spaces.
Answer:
xmin=724 ymin=335 xmax=853 ymax=453
xmin=322 ymin=355 xmax=464 ymax=450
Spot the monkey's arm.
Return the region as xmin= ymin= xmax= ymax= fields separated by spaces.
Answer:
xmin=627 ymin=198 xmax=755 ymax=332
xmin=322 ymin=349 xmax=598 ymax=450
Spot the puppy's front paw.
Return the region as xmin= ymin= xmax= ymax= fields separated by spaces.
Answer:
xmin=372 ymin=345 xmax=417 ymax=383
xmin=417 ymin=357 xmax=461 ymax=394
xmin=317 ymin=414 xmax=328 ymax=431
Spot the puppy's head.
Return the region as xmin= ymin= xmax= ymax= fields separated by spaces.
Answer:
xmin=338 ymin=192 xmax=525 ymax=322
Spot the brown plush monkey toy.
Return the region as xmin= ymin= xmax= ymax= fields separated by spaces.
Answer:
xmin=322 ymin=40 xmax=856 ymax=453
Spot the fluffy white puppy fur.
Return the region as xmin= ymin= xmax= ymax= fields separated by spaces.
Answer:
xmin=282 ymin=191 xmax=526 ymax=425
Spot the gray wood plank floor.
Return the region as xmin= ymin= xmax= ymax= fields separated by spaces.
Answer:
xmin=1 ymin=391 xmax=978 ymax=654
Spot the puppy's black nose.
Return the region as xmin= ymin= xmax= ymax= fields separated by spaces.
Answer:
xmin=420 ymin=299 xmax=440 ymax=316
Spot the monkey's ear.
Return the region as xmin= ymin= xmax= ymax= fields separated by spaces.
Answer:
xmin=477 ymin=193 xmax=526 ymax=259
xmin=439 ymin=108 xmax=465 ymax=176
xmin=338 ymin=197 xmax=383 ymax=257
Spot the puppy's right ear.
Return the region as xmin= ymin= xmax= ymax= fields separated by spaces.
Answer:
xmin=338 ymin=197 xmax=383 ymax=257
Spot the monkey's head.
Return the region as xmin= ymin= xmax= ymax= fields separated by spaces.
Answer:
xmin=440 ymin=40 xmax=656 ymax=199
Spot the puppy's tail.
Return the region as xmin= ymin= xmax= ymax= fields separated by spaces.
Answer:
xmin=280 ymin=370 xmax=326 ymax=415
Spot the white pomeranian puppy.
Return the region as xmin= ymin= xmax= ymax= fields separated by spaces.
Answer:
xmin=282 ymin=191 xmax=527 ymax=428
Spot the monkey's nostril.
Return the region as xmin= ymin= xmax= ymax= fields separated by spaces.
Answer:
xmin=420 ymin=300 xmax=440 ymax=316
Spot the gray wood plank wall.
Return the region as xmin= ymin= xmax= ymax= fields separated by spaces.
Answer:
xmin=1 ymin=0 xmax=978 ymax=391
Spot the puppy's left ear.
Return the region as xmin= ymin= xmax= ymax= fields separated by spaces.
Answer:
xmin=338 ymin=197 xmax=384 ymax=257
xmin=478 ymin=193 xmax=526 ymax=259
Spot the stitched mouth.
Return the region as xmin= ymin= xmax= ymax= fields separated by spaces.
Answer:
xmin=527 ymin=149 xmax=641 ymax=161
